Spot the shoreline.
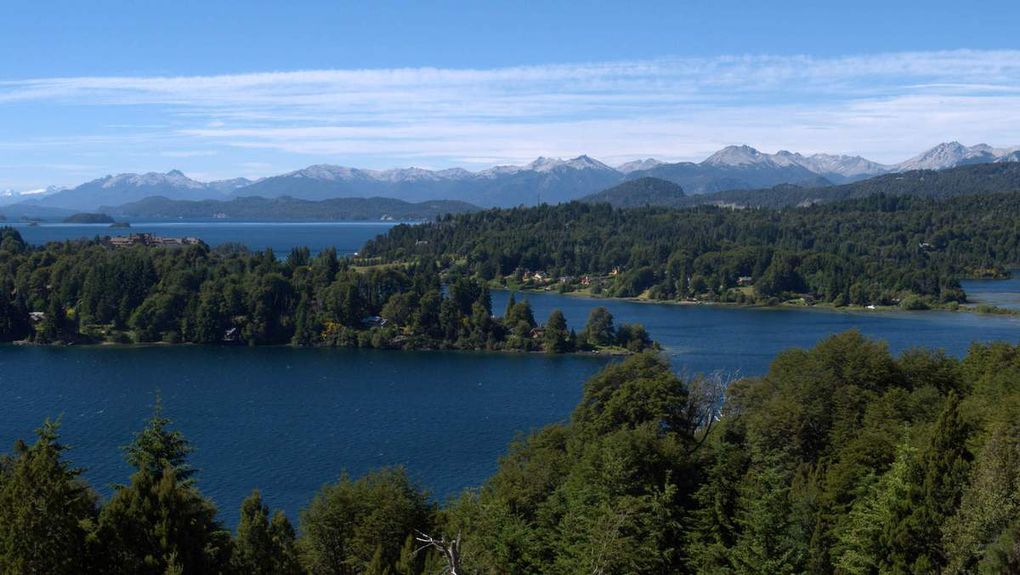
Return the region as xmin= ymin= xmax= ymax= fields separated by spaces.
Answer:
xmin=495 ymin=283 xmax=1020 ymax=318
xmin=8 ymin=338 xmax=637 ymax=357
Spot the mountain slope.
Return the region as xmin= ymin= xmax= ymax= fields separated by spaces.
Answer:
xmin=10 ymin=142 xmax=1020 ymax=212
xmin=627 ymin=157 xmax=831 ymax=194
xmin=25 ymin=170 xmax=230 ymax=211
xmin=581 ymin=177 xmax=686 ymax=208
xmin=237 ymin=156 xmax=622 ymax=207
xmin=686 ymin=162 xmax=1020 ymax=209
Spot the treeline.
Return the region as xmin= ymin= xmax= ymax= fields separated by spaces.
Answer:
xmin=362 ymin=192 xmax=1020 ymax=307
xmin=5 ymin=331 xmax=1020 ymax=573
xmin=0 ymin=227 xmax=653 ymax=353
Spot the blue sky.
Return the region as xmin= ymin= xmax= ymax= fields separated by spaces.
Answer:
xmin=2 ymin=0 xmax=1019 ymax=189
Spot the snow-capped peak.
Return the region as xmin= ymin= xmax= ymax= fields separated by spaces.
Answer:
xmin=288 ymin=164 xmax=365 ymax=181
xmin=96 ymin=169 xmax=204 ymax=189
xmin=527 ymin=156 xmax=566 ymax=172
xmin=702 ymin=145 xmax=770 ymax=167
xmin=526 ymin=155 xmax=612 ymax=173
xmin=895 ymin=142 xmax=1000 ymax=171
xmin=616 ymin=158 xmax=663 ymax=173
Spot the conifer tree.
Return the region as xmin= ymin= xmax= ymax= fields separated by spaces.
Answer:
xmin=0 ymin=420 xmax=97 ymax=574
xmin=96 ymin=402 xmax=231 ymax=574
xmin=233 ymin=489 xmax=302 ymax=575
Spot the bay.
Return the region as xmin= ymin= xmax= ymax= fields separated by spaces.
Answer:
xmin=1 ymin=221 xmax=1019 ymax=526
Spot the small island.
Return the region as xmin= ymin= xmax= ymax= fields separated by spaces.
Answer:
xmin=63 ymin=212 xmax=116 ymax=224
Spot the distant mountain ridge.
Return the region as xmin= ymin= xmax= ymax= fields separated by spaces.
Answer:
xmin=105 ymin=195 xmax=480 ymax=222
xmin=6 ymin=141 xmax=1018 ymax=212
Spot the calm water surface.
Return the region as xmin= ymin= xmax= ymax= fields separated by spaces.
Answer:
xmin=1 ymin=222 xmax=1019 ymax=525
xmin=1 ymin=347 xmax=606 ymax=525
xmin=961 ymin=272 xmax=1020 ymax=311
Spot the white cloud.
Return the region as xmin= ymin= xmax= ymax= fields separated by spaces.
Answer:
xmin=1 ymin=50 xmax=1020 ymax=170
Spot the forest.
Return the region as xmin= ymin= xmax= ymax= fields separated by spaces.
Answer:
xmin=3 ymin=331 xmax=1020 ymax=574
xmin=362 ymin=192 xmax=1020 ymax=308
xmin=0 ymin=227 xmax=653 ymax=353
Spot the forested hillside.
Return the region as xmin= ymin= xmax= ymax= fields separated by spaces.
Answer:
xmin=363 ymin=192 xmax=1020 ymax=307
xmin=0 ymin=227 xmax=653 ymax=353
xmin=108 ymin=195 xmax=480 ymax=221
xmin=682 ymin=161 xmax=1020 ymax=209
xmin=4 ymin=332 xmax=1020 ymax=573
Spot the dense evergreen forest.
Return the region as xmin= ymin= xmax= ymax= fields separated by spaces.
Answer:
xmin=684 ymin=162 xmax=1020 ymax=210
xmin=4 ymin=331 xmax=1020 ymax=573
xmin=363 ymin=192 xmax=1020 ymax=308
xmin=0 ymin=227 xmax=653 ymax=353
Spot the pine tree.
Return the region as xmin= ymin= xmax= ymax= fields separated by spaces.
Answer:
xmin=395 ymin=533 xmax=420 ymax=575
xmin=0 ymin=420 xmax=98 ymax=574
xmin=233 ymin=490 xmax=302 ymax=575
xmin=880 ymin=393 xmax=972 ymax=573
xmin=366 ymin=544 xmax=393 ymax=575
xmin=543 ymin=309 xmax=573 ymax=353
xmin=96 ymin=403 xmax=231 ymax=574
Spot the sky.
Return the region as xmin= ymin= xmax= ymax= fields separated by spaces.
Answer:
xmin=2 ymin=0 xmax=1020 ymax=190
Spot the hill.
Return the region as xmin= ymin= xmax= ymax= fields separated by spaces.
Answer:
xmin=581 ymin=177 xmax=686 ymax=208
xmin=62 ymin=212 xmax=116 ymax=224
xmin=107 ymin=195 xmax=480 ymax=221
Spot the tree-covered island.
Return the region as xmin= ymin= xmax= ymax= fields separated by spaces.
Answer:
xmin=0 ymin=227 xmax=654 ymax=353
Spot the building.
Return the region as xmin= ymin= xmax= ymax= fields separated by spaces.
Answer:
xmin=108 ymin=233 xmax=203 ymax=248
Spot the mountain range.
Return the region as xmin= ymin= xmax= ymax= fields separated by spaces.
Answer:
xmin=4 ymin=142 xmax=1018 ymax=213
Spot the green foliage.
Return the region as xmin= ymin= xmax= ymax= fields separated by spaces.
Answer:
xmin=2 ymin=331 xmax=1019 ymax=573
xmin=448 ymin=352 xmax=698 ymax=574
xmin=233 ymin=490 xmax=302 ymax=575
xmin=543 ymin=309 xmax=574 ymax=353
xmin=0 ymin=236 xmax=602 ymax=354
xmin=299 ymin=467 xmax=434 ymax=575
xmin=95 ymin=404 xmax=230 ymax=574
xmin=581 ymin=306 xmax=615 ymax=347
xmin=0 ymin=420 xmax=97 ymax=574
xmin=362 ymin=191 xmax=1020 ymax=305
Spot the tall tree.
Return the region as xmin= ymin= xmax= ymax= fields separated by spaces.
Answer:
xmin=233 ymin=489 xmax=302 ymax=575
xmin=96 ymin=402 xmax=231 ymax=574
xmin=0 ymin=420 xmax=98 ymax=575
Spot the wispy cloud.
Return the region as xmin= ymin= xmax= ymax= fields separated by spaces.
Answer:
xmin=1 ymin=50 xmax=1019 ymax=186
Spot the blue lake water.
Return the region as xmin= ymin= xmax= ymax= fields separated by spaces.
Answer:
xmin=1 ymin=222 xmax=1019 ymax=526
xmin=961 ymin=272 xmax=1020 ymax=311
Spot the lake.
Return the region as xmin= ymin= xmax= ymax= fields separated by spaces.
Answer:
xmin=1 ymin=222 xmax=1019 ymax=526
xmin=0 ymin=347 xmax=605 ymax=526
xmin=961 ymin=272 xmax=1020 ymax=311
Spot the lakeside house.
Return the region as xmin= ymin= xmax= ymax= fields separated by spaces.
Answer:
xmin=108 ymin=233 xmax=202 ymax=248
xmin=361 ymin=316 xmax=389 ymax=328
